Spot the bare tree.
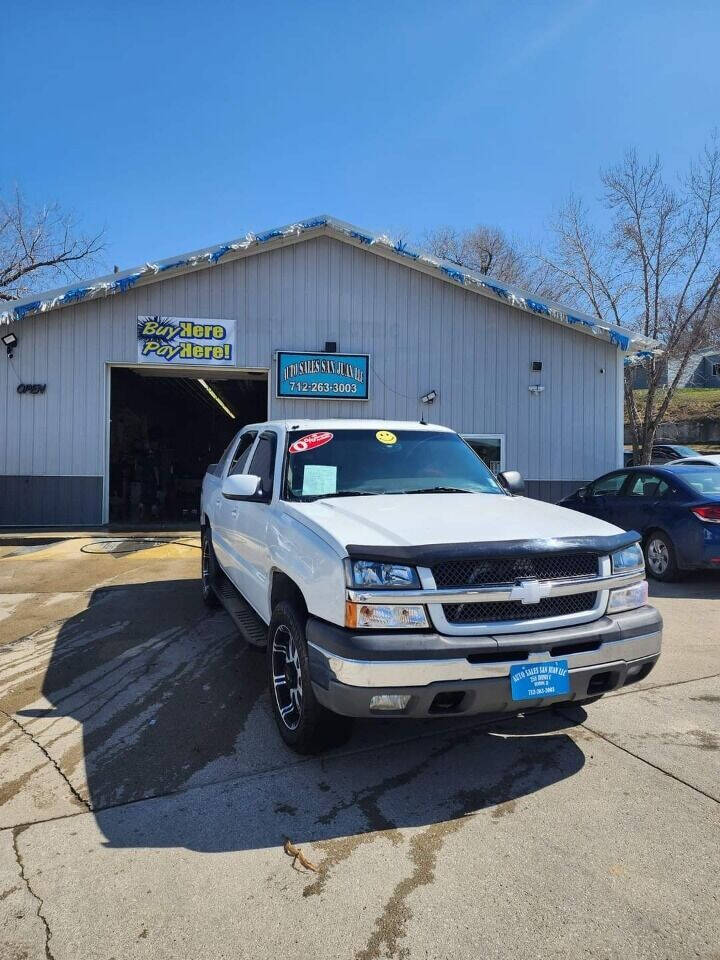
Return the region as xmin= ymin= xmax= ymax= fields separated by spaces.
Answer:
xmin=423 ymin=224 xmax=532 ymax=286
xmin=0 ymin=188 xmax=104 ymax=302
xmin=535 ymin=137 xmax=720 ymax=463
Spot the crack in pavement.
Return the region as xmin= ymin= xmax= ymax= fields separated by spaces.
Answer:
xmin=0 ymin=707 xmax=90 ymax=813
xmin=605 ymin=671 xmax=720 ymax=700
xmin=12 ymin=824 xmax=55 ymax=960
xmin=351 ymin=741 xmax=564 ymax=960
xmin=553 ymin=705 xmax=720 ymax=805
xmin=1 ymin=666 xmax=715 ymax=834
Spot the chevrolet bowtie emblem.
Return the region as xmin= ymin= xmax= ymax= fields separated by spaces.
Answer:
xmin=509 ymin=579 xmax=551 ymax=605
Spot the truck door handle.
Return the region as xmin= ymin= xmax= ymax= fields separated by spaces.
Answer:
xmin=231 ymin=508 xmax=238 ymax=519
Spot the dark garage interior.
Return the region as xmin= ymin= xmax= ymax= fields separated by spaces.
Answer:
xmin=109 ymin=367 xmax=267 ymax=525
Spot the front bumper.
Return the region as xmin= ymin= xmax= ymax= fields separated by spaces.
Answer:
xmin=306 ymin=605 xmax=662 ymax=719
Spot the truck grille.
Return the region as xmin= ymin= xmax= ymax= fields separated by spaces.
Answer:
xmin=432 ymin=553 xmax=598 ymax=588
xmin=443 ymin=592 xmax=598 ymax=624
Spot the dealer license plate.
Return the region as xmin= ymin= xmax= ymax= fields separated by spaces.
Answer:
xmin=510 ymin=659 xmax=570 ymax=701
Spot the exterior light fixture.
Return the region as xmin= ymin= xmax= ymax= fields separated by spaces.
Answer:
xmin=421 ymin=390 xmax=437 ymax=404
xmin=2 ymin=332 xmax=18 ymax=358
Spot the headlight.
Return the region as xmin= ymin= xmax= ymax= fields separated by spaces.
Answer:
xmin=350 ymin=560 xmax=420 ymax=588
xmin=611 ymin=543 xmax=644 ymax=573
xmin=607 ymin=580 xmax=648 ymax=613
xmin=345 ymin=602 xmax=428 ymax=629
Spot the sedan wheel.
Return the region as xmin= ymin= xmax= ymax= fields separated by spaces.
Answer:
xmin=644 ymin=533 xmax=677 ymax=581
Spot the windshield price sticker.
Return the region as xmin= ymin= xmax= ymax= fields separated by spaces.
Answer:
xmin=376 ymin=430 xmax=397 ymax=445
xmin=510 ymin=660 xmax=570 ymax=701
xmin=289 ymin=431 xmax=334 ymax=454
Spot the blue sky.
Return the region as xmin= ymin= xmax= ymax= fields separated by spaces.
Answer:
xmin=3 ymin=0 xmax=719 ymax=274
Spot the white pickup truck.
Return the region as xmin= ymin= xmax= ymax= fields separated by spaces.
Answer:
xmin=201 ymin=420 xmax=662 ymax=753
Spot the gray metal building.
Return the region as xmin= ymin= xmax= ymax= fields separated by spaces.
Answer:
xmin=0 ymin=216 xmax=647 ymax=527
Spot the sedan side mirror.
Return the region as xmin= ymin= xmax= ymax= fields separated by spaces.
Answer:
xmin=577 ymin=486 xmax=588 ymax=500
xmin=221 ymin=474 xmax=262 ymax=500
xmin=498 ymin=470 xmax=525 ymax=496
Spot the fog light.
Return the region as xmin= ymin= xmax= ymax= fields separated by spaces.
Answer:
xmin=607 ymin=580 xmax=648 ymax=614
xmin=369 ymin=694 xmax=411 ymax=711
xmin=345 ymin=601 xmax=428 ymax=629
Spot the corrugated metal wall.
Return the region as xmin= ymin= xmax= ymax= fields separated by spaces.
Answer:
xmin=0 ymin=235 xmax=621 ymax=524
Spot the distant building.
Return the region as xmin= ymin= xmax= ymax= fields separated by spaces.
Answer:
xmin=630 ymin=346 xmax=720 ymax=389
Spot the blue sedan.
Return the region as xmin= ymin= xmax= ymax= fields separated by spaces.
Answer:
xmin=560 ymin=463 xmax=720 ymax=580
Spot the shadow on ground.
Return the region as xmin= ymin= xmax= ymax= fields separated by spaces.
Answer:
xmin=22 ymin=579 xmax=588 ymax=853
xmin=648 ymin=571 xmax=720 ymax=600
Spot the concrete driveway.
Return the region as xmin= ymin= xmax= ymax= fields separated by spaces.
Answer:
xmin=0 ymin=535 xmax=718 ymax=960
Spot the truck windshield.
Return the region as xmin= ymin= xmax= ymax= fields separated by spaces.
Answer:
xmin=283 ymin=429 xmax=504 ymax=501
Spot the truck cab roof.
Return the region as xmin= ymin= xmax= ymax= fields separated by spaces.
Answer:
xmin=244 ymin=419 xmax=454 ymax=433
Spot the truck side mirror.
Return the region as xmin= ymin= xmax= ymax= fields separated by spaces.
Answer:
xmin=221 ymin=474 xmax=262 ymax=500
xmin=498 ymin=470 xmax=525 ymax=496
xmin=577 ymin=486 xmax=588 ymax=500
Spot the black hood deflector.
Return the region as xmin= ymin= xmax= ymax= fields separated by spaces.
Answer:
xmin=345 ymin=531 xmax=641 ymax=566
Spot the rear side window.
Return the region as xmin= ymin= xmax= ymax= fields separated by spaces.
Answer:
xmin=672 ymin=465 xmax=720 ymax=496
xmin=247 ymin=433 xmax=277 ymax=498
xmin=228 ymin=431 xmax=257 ymax=476
xmin=590 ymin=473 xmax=628 ymax=496
xmin=626 ymin=474 xmax=670 ymax=498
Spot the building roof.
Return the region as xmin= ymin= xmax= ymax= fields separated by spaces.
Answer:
xmin=0 ymin=214 xmax=656 ymax=353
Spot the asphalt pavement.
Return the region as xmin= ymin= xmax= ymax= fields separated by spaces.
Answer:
xmin=0 ymin=534 xmax=718 ymax=960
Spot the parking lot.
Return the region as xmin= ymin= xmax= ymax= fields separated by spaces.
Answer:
xmin=1 ymin=535 xmax=718 ymax=960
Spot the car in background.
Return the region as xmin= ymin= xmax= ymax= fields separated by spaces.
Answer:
xmin=669 ymin=454 xmax=720 ymax=467
xmin=560 ymin=463 xmax=720 ymax=580
xmin=623 ymin=442 xmax=698 ymax=466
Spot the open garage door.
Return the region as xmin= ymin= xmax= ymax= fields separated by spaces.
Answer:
xmin=108 ymin=367 xmax=267 ymax=525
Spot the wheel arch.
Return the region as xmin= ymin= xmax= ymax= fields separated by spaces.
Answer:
xmin=270 ymin=569 xmax=308 ymax=617
xmin=642 ymin=525 xmax=674 ymax=545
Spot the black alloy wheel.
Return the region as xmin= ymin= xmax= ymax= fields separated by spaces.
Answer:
xmin=201 ymin=528 xmax=221 ymax=607
xmin=267 ymin=601 xmax=353 ymax=753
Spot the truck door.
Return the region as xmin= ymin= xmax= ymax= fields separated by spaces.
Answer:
xmin=213 ymin=430 xmax=258 ymax=585
xmin=228 ymin=431 xmax=277 ymax=617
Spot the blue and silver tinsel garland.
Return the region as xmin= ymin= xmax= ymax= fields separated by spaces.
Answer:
xmin=0 ymin=215 xmax=652 ymax=354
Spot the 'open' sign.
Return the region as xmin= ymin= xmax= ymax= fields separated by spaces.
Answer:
xmin=17 ymin=383 xmax=47 ymax=395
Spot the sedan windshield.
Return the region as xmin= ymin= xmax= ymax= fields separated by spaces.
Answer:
xmin=670 ymin=464 xmax=720 ymax=496
xmin=283 ymin=429 xmax=504 ymax=501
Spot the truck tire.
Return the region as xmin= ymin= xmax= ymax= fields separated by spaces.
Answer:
xmin=201 ymin=528 xmax=221 ymax=608
xmin=267 ymin=601 xmax=353 ymax=754
xmin=644 ymin=531 xmax=678 ymax=582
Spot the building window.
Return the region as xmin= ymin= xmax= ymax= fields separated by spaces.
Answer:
xmin=463 ymin=435 xmax=505 ymax=474
xmin=712 ymin=362 xmax=720 ymax=377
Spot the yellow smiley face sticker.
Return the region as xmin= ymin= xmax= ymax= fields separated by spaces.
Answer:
xmin=376 ymin=430 xmax=397 ymax=445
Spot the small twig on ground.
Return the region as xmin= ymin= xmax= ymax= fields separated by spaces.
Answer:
xmin=283 ymin=838 xmax=318 ymax=872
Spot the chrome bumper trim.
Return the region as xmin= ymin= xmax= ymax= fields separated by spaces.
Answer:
xmin=348 ymin=568 xmax=644 ymax=605
xmin=308 ymin=629 xmax=662 ymax=689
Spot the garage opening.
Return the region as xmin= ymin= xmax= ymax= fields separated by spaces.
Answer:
xmin=108 ymin=367 xmax=267 ymax=525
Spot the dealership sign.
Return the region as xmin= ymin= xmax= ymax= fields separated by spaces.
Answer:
xmin=137 ymin=316 xmax=236 ymax=366
xmin=276 ymin=351 xmax=369 ymax=399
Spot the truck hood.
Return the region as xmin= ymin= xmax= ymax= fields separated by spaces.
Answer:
xmin=285 ymin=493 xmax=624 ymax=555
